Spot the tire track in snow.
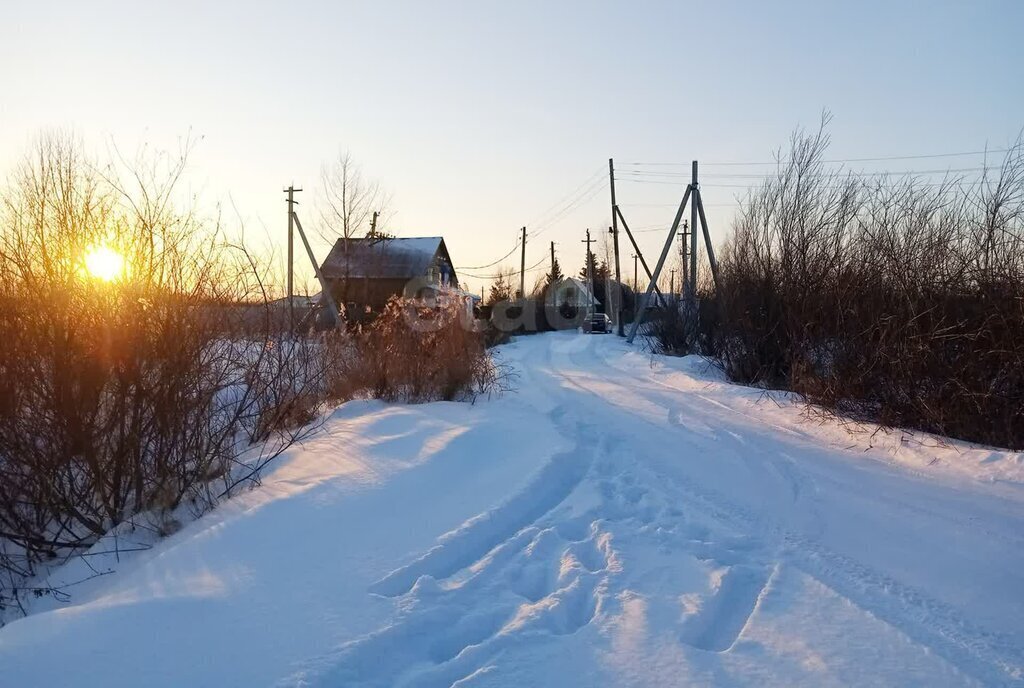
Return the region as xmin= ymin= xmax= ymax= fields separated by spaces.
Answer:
xmin=542 ymin=336 xmax=1024 ymax=684
xmin=281 ymin=403 xmax=622 ymax=688
xmin=370 ymin=410 xmax=596 ymax=597
xmin=681 ymin=564 xmax=776 ymax=652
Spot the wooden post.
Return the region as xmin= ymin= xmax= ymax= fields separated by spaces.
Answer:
xmin=690 ymin=161 xmax=699 ymax=302
xmin=519 ymin=226 xmax=527 ymax=299
xmin=581 ymin=229 xmax=596 ymax=316
xmin=609 ymin=158 xmax=624 ymax=336
xmin=680 ymin=219 xmax=688 ymax=294
xmin=284 ymin=186 xmax=302 ymax=333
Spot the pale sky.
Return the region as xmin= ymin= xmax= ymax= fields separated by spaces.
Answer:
xmin=2 ymin=1 xmax=1022 ymax=294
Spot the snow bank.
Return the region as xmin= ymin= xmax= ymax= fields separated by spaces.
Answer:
xmin=1 ymin=332 xmax=1022 ymax=687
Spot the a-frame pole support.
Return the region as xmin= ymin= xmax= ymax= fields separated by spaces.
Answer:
xmin=693 ymin=186 xmax=726 ymax=325
xmin=626 ymin=184 xmax=692 ymax=343
xmin=615 ymin=205 xmax=667 ymax=308
xmin=291 ymin=213 xmax=341 ymax=327
xmin=693 ymin=188 xmax=722 ymax=294
xmin=624 ymin=160 xmax=724 ymax=345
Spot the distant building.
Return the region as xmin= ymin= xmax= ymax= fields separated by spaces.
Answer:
xmin=546 ymin=277 xmax=597 ymax=314
xmin=319 ymin=236 xmax=464 ymax=321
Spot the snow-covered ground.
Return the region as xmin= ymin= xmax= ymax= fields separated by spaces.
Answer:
xmin=2 ymin=332 xmax=1023 ymax=686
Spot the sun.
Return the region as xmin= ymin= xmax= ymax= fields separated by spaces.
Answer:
xmin=84 ymin=245 xmax=126 ymax=282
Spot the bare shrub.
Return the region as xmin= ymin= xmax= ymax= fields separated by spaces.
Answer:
xmin=711 ymin=115 xmax=1024 ymax=449
xmin=646 ymin=291 xmax=721 ymax=359
xmin=0 ymin=134 xmax=518 ymax=619
xmin=340 ymin=293 xmax=511 ymax=404
xmin=0 ymin=134 xmax=326 ymax=616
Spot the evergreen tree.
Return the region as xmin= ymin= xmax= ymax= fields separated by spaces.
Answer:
xmin=486 ymin=270 xmax=512 ymax=306
xmin=579 ymin=250 xmax=596 ymax=281
xmin=545 ymin=257 xmax=564 ymax=287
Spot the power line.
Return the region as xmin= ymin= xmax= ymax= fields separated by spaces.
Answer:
xmin=526 ymin=166 xmax=605 ymax=232
xmin=456 ymin=167 xmax=609 ymax=275
xmin=460 ymin=254 xmax=548 ymax=281
xmin=618 ymin=177 xmax=990 ymax=189
xmin=530 ymin=177 xmax=609 ymax=239
xmin=455 ymin=237 xmax=520 ymax=270
xmin=617 ymin=166 xmax=995 ymax=180
xmin=621 ymin=202 xmax=740 ymax=208
xmin=621 ymin=148 xmax=1012 ymax=167
xmin=524 ymin=255 xmax=551 ymax=273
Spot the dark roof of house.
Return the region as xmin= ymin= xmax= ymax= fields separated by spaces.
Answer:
xmin=320 ymin=237 xmax=449 ymax=280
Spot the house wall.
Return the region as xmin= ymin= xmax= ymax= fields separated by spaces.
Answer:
xmin=330 ymin=277 xmax=409 ymax=320
xmin=326 ymin=253 xmax=461 ymax=323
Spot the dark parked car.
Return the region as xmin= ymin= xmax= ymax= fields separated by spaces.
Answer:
xmin=583 ymin=312 xmax=611 ymax=334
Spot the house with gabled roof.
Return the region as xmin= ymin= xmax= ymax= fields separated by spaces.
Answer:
xmin=319 ymin=236 xmax=461 ymax=320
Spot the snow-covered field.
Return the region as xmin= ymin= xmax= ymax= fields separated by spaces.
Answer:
xmin=2 ymin=332 xmax=1023 ymax=687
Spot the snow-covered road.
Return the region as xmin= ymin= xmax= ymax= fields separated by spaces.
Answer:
xmin=2 ymin=332 xmax=1023 ymax=686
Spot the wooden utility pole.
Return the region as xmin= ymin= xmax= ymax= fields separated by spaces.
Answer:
xmin=609 ymin=158 xmax=624 ymax=336
xmin=605 ymin=230 xmax=614 ymax=325
xmin=680 ymin=220 xmax=689 ymax=295
xmin=582 ymin=229 xmax=596 ymax=315
xmin=550 ymin=241 xmax=556 ymax=278
xmin=369 ymin=211 xmax=379 ymax=237
xmin=280 ymin=187 xmax=340 ymax=329
xmin=519 ymin=226 xmax=527 ymax=299
xmin=689 ymin=161 xmax=699 ymax=301
xmin=670 ymin=269 xmax=676 ymax=296
xmin=284 ymin=185 xmax=302 ymax=333
xmin=632 ymin=253 xmax=638 ymax=292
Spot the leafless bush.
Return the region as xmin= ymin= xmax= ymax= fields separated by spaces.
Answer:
xmin=712 ymin=115 xmax=1024 ymax=449
xmin=0 ymin=134 xmax=327 ymax=615
xmin=646 ymin=259 xmax=723 ymax=357
xmin=645 ymin=297 xmax=696 ymax=355
xmin=337 ymin=294 xmax=512 ymax=404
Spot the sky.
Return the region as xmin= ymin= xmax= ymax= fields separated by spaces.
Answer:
xmin=2 ymin=0 xmax=1022 ymax=295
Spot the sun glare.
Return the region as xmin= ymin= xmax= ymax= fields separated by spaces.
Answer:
xmin=84 ymin=245 xmax=126 ymax=282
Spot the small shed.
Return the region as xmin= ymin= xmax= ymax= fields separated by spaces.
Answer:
xmin=319 ymin=236 xmax=460 ymax=320
xmin=546 ymin=277 xmax=598 ymax=314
